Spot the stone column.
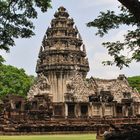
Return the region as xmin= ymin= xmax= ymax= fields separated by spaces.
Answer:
xmin=92 ymin=104 xmax=95 ymax=116
xmin=78 ymin=103 xmax=81 ymax=118
xmin=122 ymin=105 xmax=125 ymax=117
xmin=138 ymin=104 xmax=140 ymax=114
xmin=88 ymin=102 xmax=92 ymax=117
xmin=21 ymin=101 xmax=25 ymax=111
xmin=65 ymin=103 xmax=68 ymax=118
xmin=113 ymin=103 xmax=116 ymax=117
xmin=125 ymin=106 xmax=129 ymax=117
xmin=102 ymin=103 xmax=105 ymax=117
xmin=131 ymin=103 xmax=135 ymax=116
xmin=75 ymin=103 xmax=80 ymax=118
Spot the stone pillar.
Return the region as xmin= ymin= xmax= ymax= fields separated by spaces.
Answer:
xmin=92 ymin=104 xmax=95 ymax=116
xmin=77 ymin=103 xmax=81 ymax=118
xmin=65 ymin=103 xmax=68 ymax=118
xmin=57 ymin=72 xmax=61 ymax=102
xmin=138 ymin=104 xmax=140 ymax=114
xmin=122 ymin=105 xmax=125 ymax=117
xmin=123 ymin=105 xmax=126 ymax=117
xmin=113 ymin=103 xmax=116 ymax=117
xmin=91 ymin=103 xmax=93 ymax=116
xmin=131 ymin=103 xmax=135 ymax=116
xmin=21 ymin=101 xmax=24 ymax=111
xmin=125 ymin=106 xmax=129 ymax=117
xmin=88 ymin=103 xmax=92 ymax=117
xmin=75 ymin=103 xmax=79 ymax=118
xmin=102 ymin=103 xmax=105 ymax=117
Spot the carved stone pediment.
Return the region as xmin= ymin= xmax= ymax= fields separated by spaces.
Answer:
xmin=65 ymin=70 xmax=95 ymax=102
xmin=27 ymin=73 xmax=51 ymax=100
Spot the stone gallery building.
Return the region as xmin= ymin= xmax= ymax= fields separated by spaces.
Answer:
xmin=0 ymin=7 xmax=140 ymax=133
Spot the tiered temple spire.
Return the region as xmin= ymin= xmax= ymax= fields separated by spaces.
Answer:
xmin=36 ymin=6 xmax=89 ymax=102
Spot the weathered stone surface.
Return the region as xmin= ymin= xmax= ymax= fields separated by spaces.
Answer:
xmin=27 ymin=73 xmax=51 ymax=100
xmin=65 ymin=70 xmax=95 ymax=102
xmin=34 ymin=6 xmax=89 ymax=103
xmin=65 ymin=71 xmax=140 ymax=104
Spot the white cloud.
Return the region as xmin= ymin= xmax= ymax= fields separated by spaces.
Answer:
xmin=87 ymin=52 xmax=121 ymax=79
xmin=109 ymin=29 xmax=127 ymax=42
xmin=80 ymin=0 xmax=117 ymax=8
xmin=86 ymin=28 xmax=139 ymax=79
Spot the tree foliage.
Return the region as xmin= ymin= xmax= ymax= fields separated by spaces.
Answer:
xmin=87 ymin=6 xmax=140 ymax=69
xmin=0 ymin=64 xmax=35 ymax=98
xmin=118 ymin=0 xmax=140 ymax=21
xmin=0 ymin=0 xmax=51 ymax=60
xmin=128 ymin=76 xmax=140 ymax=93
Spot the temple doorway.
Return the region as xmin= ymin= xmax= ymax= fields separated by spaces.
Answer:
xmin=116 ymin=106 xmax=122 ymax=117
xmin=68 ymin=104 xmax=75 ymax=118
xmin=80 ymin=104 xmax=88 ymax=118
xmin=54 ymin=105 xmax=63 ymax=117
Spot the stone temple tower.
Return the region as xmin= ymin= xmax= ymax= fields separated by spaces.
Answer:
xmin=36 ymin=6 xmax=89 ymax=103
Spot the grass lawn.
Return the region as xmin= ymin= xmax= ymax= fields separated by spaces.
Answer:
xmin=0 ymin=134 xmax=96 ymax=140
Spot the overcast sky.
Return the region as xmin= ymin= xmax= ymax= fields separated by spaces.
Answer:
xmin=1 ymin=0 xmax=140 ymax=79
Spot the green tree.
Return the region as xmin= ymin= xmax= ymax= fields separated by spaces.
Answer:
xmin=0 ymin=64 xmax=35 ymax=98
xmin=87 ymin=5 xmax=140 ymax=69
xmin=118 ymin=0 xmax=140 ymax=21
xmin=0 ymin=0 xmax=51 ymax=62
xmin=128 ymin=76 xmax=140 ymax=93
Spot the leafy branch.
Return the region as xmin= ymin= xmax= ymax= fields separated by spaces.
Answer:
xmin=87 ymin=6 xmax=140 ymax=69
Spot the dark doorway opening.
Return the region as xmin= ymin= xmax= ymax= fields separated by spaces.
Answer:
xmin=81 ymin=105 xmax=88 ymax=118
xmin=32 ymin=101 xmax=37 ymax=110
xmin=16 ymin=101 xmax=22 ymax=110
xmin=116 ymin=106 xmax=122 ymax=117
xmin=54 ymin=105 xmax=63 ymax=117
xmin=68 ymin=104 xmax=75 ymax=118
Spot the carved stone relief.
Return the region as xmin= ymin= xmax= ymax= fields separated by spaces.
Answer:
xmin=27 ymin=73 xmax=51 ymax=100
